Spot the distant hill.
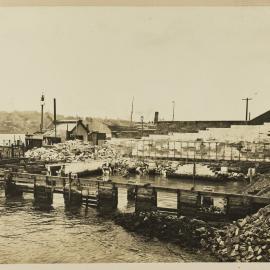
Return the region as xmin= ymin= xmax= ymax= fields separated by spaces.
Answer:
xmin=0 ymin=111 xmax=129 ymax=134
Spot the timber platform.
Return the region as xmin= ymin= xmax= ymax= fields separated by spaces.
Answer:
xmin=1 ymin=170 xmax=270 ymax=221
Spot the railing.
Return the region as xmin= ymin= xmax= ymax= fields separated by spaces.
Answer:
xmin=0 ymin=144 xmax=25 ymax=159
xmin=112 ymin=139 xmax=270 ymax=162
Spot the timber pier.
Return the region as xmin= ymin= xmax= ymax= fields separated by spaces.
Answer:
xmin=1 ymin=170 xmax=270 ymax=220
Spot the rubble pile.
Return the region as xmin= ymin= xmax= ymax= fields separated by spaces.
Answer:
xmin=208 ymin=205 xmax=270 ymax=262
xmin=243 ymin=174 xmax=270 ymax=197
xmin=114 ymin=212 xmax=216 ymax=249
xmin=25 ymin=140 xmax=117 ymax=163
xmin=114 ymin=205 xmax=270 ymax=262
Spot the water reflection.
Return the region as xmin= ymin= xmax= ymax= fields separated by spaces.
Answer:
xmin=0 ymin=182 xmax=219 ymax=263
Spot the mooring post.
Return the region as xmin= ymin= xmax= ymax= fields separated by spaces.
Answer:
xmin=33 ymin=175 xmax=53 ymax=205
xmin=97 ymin=182 xmax=118 ymax=211
xmin=4 ymin=171 xmax=23 ymax=198
xmin=135 ymin=186 xmax=157 ymax=213
xmin=63 ymin=173 xmax=82 ymax=207
xmin=127 ymin=186 xmax=136 ymax=201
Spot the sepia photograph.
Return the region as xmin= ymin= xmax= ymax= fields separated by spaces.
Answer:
xmin=1 ymin=0 xmax=270 ymax=265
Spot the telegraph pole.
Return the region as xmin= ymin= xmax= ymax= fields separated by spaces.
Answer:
xmin=172 ymin=101 xmax=175 ymax=121
xmin=242 ymin=98 xmax=252 ymax=123
xmin=141 ymin=116 xmax=144 ymax=138
xmin=130 ymin=97 xmax=134 ymax=126
xmin=40 ymin=93 xmax=45 ymax=132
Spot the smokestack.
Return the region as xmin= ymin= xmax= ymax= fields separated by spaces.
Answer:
xmin=40 ymin=93 xmax=45 ymax=132
xmin=154 ymin=112 xmax=159 ymax=124
xmin=54 ymin=98 xmax=57 ymax=137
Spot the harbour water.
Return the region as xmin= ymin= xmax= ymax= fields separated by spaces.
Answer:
xmin=0 ymin=175 xmax=245 ymax=263
xmin=0 ymin=190 xmax=217 ymax=263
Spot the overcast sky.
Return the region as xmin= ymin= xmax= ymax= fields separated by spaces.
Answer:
xmin=0 ymin=7 xmax=270 ymax=122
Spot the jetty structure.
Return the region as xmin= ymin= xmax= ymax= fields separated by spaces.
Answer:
xmin=1 ymin=170 xmax=270 ymax=220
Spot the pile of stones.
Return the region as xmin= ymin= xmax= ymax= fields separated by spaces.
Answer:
xmin=114 ymin=205 xmax=270 ymax=262
xmin=25 ymin=140 xmax=117 ymax=163
xmin=208 ymin=205 xmax=270 ymax=262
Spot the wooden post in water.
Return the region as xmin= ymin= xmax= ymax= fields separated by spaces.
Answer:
xmin=63 ymin=173 xmax=82 ymax=207
xmin=4 ymin=171 xmax=23 ymax=198
xmin=33 ymin=175 xmax=53 ymax=206
xmin=97 ymin=182 xmax=118 ymax=212
xmin=127 ymin=186 xmax=136 ymax=201
xmin=135 ymin=187 xmax=157 ymax=213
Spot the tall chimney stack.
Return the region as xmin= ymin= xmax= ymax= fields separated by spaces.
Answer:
xmin=154 ymin=112 xmax=159 ymax=124
xmin=40 ymin=93 xmax=45 ymax=132
xmin=54 ymin=98 xmax=57 ymax=137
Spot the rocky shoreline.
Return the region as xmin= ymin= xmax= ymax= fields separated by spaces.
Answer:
xmin=113 ymin=205 xmax=270 ymax=262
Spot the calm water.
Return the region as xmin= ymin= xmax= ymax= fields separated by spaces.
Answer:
xmin=0 ymin=175 xmax=245 ymax=263
xmin=0 ymin=190 xmax=217 ymax=263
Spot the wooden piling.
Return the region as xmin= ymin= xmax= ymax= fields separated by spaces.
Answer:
xmin=33 ymin=176 xmax=53 ymax=205
xmin=63 ymin=174 xmax=82 ymax=207
xmin=135 ymin=187 xmax=157 ymax=213
xmin=4 ymin=172 xmax=23 ymax=198
xmin=127 ymin=186 xmax=136 ymax=201
xmin=97 ymin=183 xmax=118 ymax=211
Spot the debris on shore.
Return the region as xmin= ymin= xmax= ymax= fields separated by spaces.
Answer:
xmin=24 ymin=140 xmax=256 ymax=181
xmin=25 ymin=140 xmax=117 ymax=163
xmin=209 ymin=204 xmax=270 ymax=262
xmin=243 ymin=174 xmax=270 ymax=197
xmin=114 ymin=211 xmax=217 ymax=249
xmin=114 ymin=204 xmax=270 ymax=262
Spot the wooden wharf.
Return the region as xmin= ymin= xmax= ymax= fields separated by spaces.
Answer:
xmin=1 ymin=170 xmax=270 ymax=220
